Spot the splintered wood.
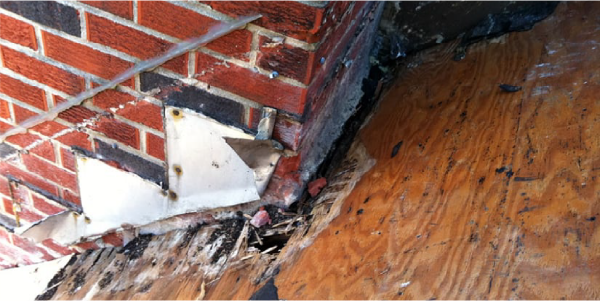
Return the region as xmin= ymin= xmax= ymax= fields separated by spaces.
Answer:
xmin=272 ymin=2 xmax=600 ymax=299
xmin=34 ymin=2 xmax=600 ymax=300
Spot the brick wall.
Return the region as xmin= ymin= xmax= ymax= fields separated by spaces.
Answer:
xmin=0 ymin=1 xmax=382 ymax=268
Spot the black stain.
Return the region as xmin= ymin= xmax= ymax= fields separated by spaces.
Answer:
xmin=0 ymin=1 xmax=81 ymax=36
xmin=391 ymin=140 xmax=403 ymax=158
xmin=249 ymin=278 xmax=279 ymax=300
xmin=95 ymin=140 xmax=167 ymax=188
xmin=499 ymin=84 xmax=522 ymax=92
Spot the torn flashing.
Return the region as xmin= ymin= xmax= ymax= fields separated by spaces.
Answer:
xmin=18 ymin=108 xmax=282 ymax=245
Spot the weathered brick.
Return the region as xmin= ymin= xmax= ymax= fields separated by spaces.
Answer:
xmin=86 ymin=13 xmax=187 ymax=75
xmin=272 ymin=116 xmax=303 ymax=151
xmin=11 ymin=104 xmax=38 ymax=123
xmin=61 ymin=188 xmax=80 ymax=206
xmin=11 ymin=234 xmax=55 ymax=262
xmin=195 ymin=52 xmax=307 ymax=115
xmin=95 ymin=139 xmax=166 ymax=186
xmin=22 ymin=154 xmax=78 ymax=192
xmin=58 ymin=105 xmax=97 ymax=124
xmin=0 ymin=119 xmax=41 ymax=147
xmin=101 ymin=232 xmax=123 ymax=247
xmin=0 ymin=46 xmax=85 ymax=95
xmin=0 ymin=1 xmax=80 ymax=36
xmin=202 ymin=1 xmax=326 ymax=43
xmin=159 ymin=84 xmax=246 ymax=130
xmin=0 ymin=98 xmax=10 ymax=120
xmin=0 ymin=74 xmax=47 ymax=110
xmin=138 ymin=1 xmax=217 ymax=39
xmin=257 ymin=35 xmax=315 ymax=84
xmin=73 ymin=240 xmax=99 ymax=251
xmin=30 ymin=140 xmax=55 ymax=163
xmin=0 ymin=161 xmax=60 ymax=196
xmin=146 ymin=133 xmax=164 ymax=161
xmin=0 ymin=239 xmax=35 ymax=265
xmin=59 ymin=147 xmax=76 ymax=172
xmin=31 ymin=120 xmax=69 ymax=137
xmin=92 ymin=90 xmax=163 ymax=132
xmin=55 ymin=131 xmax=92 ymax=151
xmin=0 ymin=176 xmax=9 ymax=197
xmin=91 ymin=117 xmax=140 ymax=149
xmin=31 ymin=193 xmax=65 ymax=215
xmin=205 ymin=29 xmax=252 ymax=61
xmin=41 ymin=239 xmax=76 ymax=256
xmin=82 ymin=1 xmax=133 ymax=20
xmin=0 ymin=14 xmax=38 ymax=50
xmin=1 ymin=198 xmax=13 ymax=215
xmin=42 ymin=31 xmax=133 ymax=79
xmin=139 ymin=71 xmax=176 ymax=92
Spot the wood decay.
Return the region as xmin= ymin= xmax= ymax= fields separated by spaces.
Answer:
xmin=35 ymin=2 xmax=600 ymax=300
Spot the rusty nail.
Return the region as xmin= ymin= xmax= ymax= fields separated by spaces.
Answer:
xmin=168 ymin=190 xmax=178 ymax=201
xmin=173 ymin=165 xmax=182 ymax=176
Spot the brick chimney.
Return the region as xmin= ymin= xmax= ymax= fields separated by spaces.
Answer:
xmin=0 ymin=1 xmax=383 ymax=268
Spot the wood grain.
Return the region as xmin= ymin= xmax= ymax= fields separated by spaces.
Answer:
xmin=273 ymin=2 xmax=600 ymax=299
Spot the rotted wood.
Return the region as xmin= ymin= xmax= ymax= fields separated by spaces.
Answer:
xmin=270 ymin=2 xmax=600 ymax=299
xmin=35 ymin=2 xmax=600 ymax=299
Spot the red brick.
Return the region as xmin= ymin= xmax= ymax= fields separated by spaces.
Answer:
xmin=273 ymin=154 xmax=301 ymax=179
xmin=0 ymin=98 xmax=10 ymax=119
xmin=55 ymin=131 xmax=91 ymax=151
xmin=248 ymin=107 xmax=261 ymax=130
xmin=86 ymin=13 xmax=187 ymax=75
xmin=101 ymin=232 xmax=123 ymax=247
xmin=92 ymin=88 xmax=134 ymax=109
xmin=41 ymin=239 xmax=77 ymax=256
xmin=206 ymin=29 xmax=252 ymax=61
xmin=0 ymin=14 xmax=37 ymax=50
xmin=0 ymin=240 xmax=35 ymax=265
xmin=0 ymin=46 xmax=85 ymax=95
xmin=11 ymin=234 xmax=55 ymax=261
xmin=30 ymin=141 xmax=55 ymax=162
xmin=5 ymin=131 xmax=40 ymax=148
xmin=42 ymin=31 xmax=133 ymax=79
xmin=195 ymin=52 xmax=307 ymax=115
xmin=60 ymin=147 xmax=75 ymax=172
xmin=273 ymin=117 xmax=303 ymax=151
xmin=22 ymin=154 xmax=78 ymax=191
xmin=121 ymin=101 xmax=163 ymax=132
xmin=138 ymin=1 xmax=218 ymax=39
xmin=17 ymin=206 xmax=45 ymax=223
xmin=0 ymin=74 xmax=47 ymax=110
xmin=58 ymin=105 xmax=97 ymax=124
xmin=146 ymin=132 xmax=164 ymax=161
xmin=0 ymin=176 xmax=9 ymax=197
xmin=0 ymin=119 xmax=42 ymax=148
xmin=91 ymin=117 xmax=140 ymax=149
xmin=93 ymin=90 xmax=163 ymax=131
xmin=31 ymin=120 xmax=69 ymax=137
xmin=2 ymin=198 xmax=14 ymax=215
xmin=12 ymin=104 xmax=38 ymax=123
xmin=0 ymin=161 xmax=60 ymax=196
xmin=257 ymin=35 xmax=315 ymax=84
xmin=82 ymin=1 xmax=133 ymax=20
xmin=31 ymin=193 xmax=64 ymax=215
xmin=202 ymin=1 xmax=325 ymax=43
xmin=61 ymin=189 xmax=80 ymax=206
xmin=73 ymin=240 xmax=99 ymax=250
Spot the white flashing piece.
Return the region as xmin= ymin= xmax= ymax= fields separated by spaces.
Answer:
xmin=0 ymin=255 xmax=74 ymax=301
xmin=165 ymin=106 xmax=262 ymax=209
xmin=18 ymin=106 xmax=281 ymax=245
